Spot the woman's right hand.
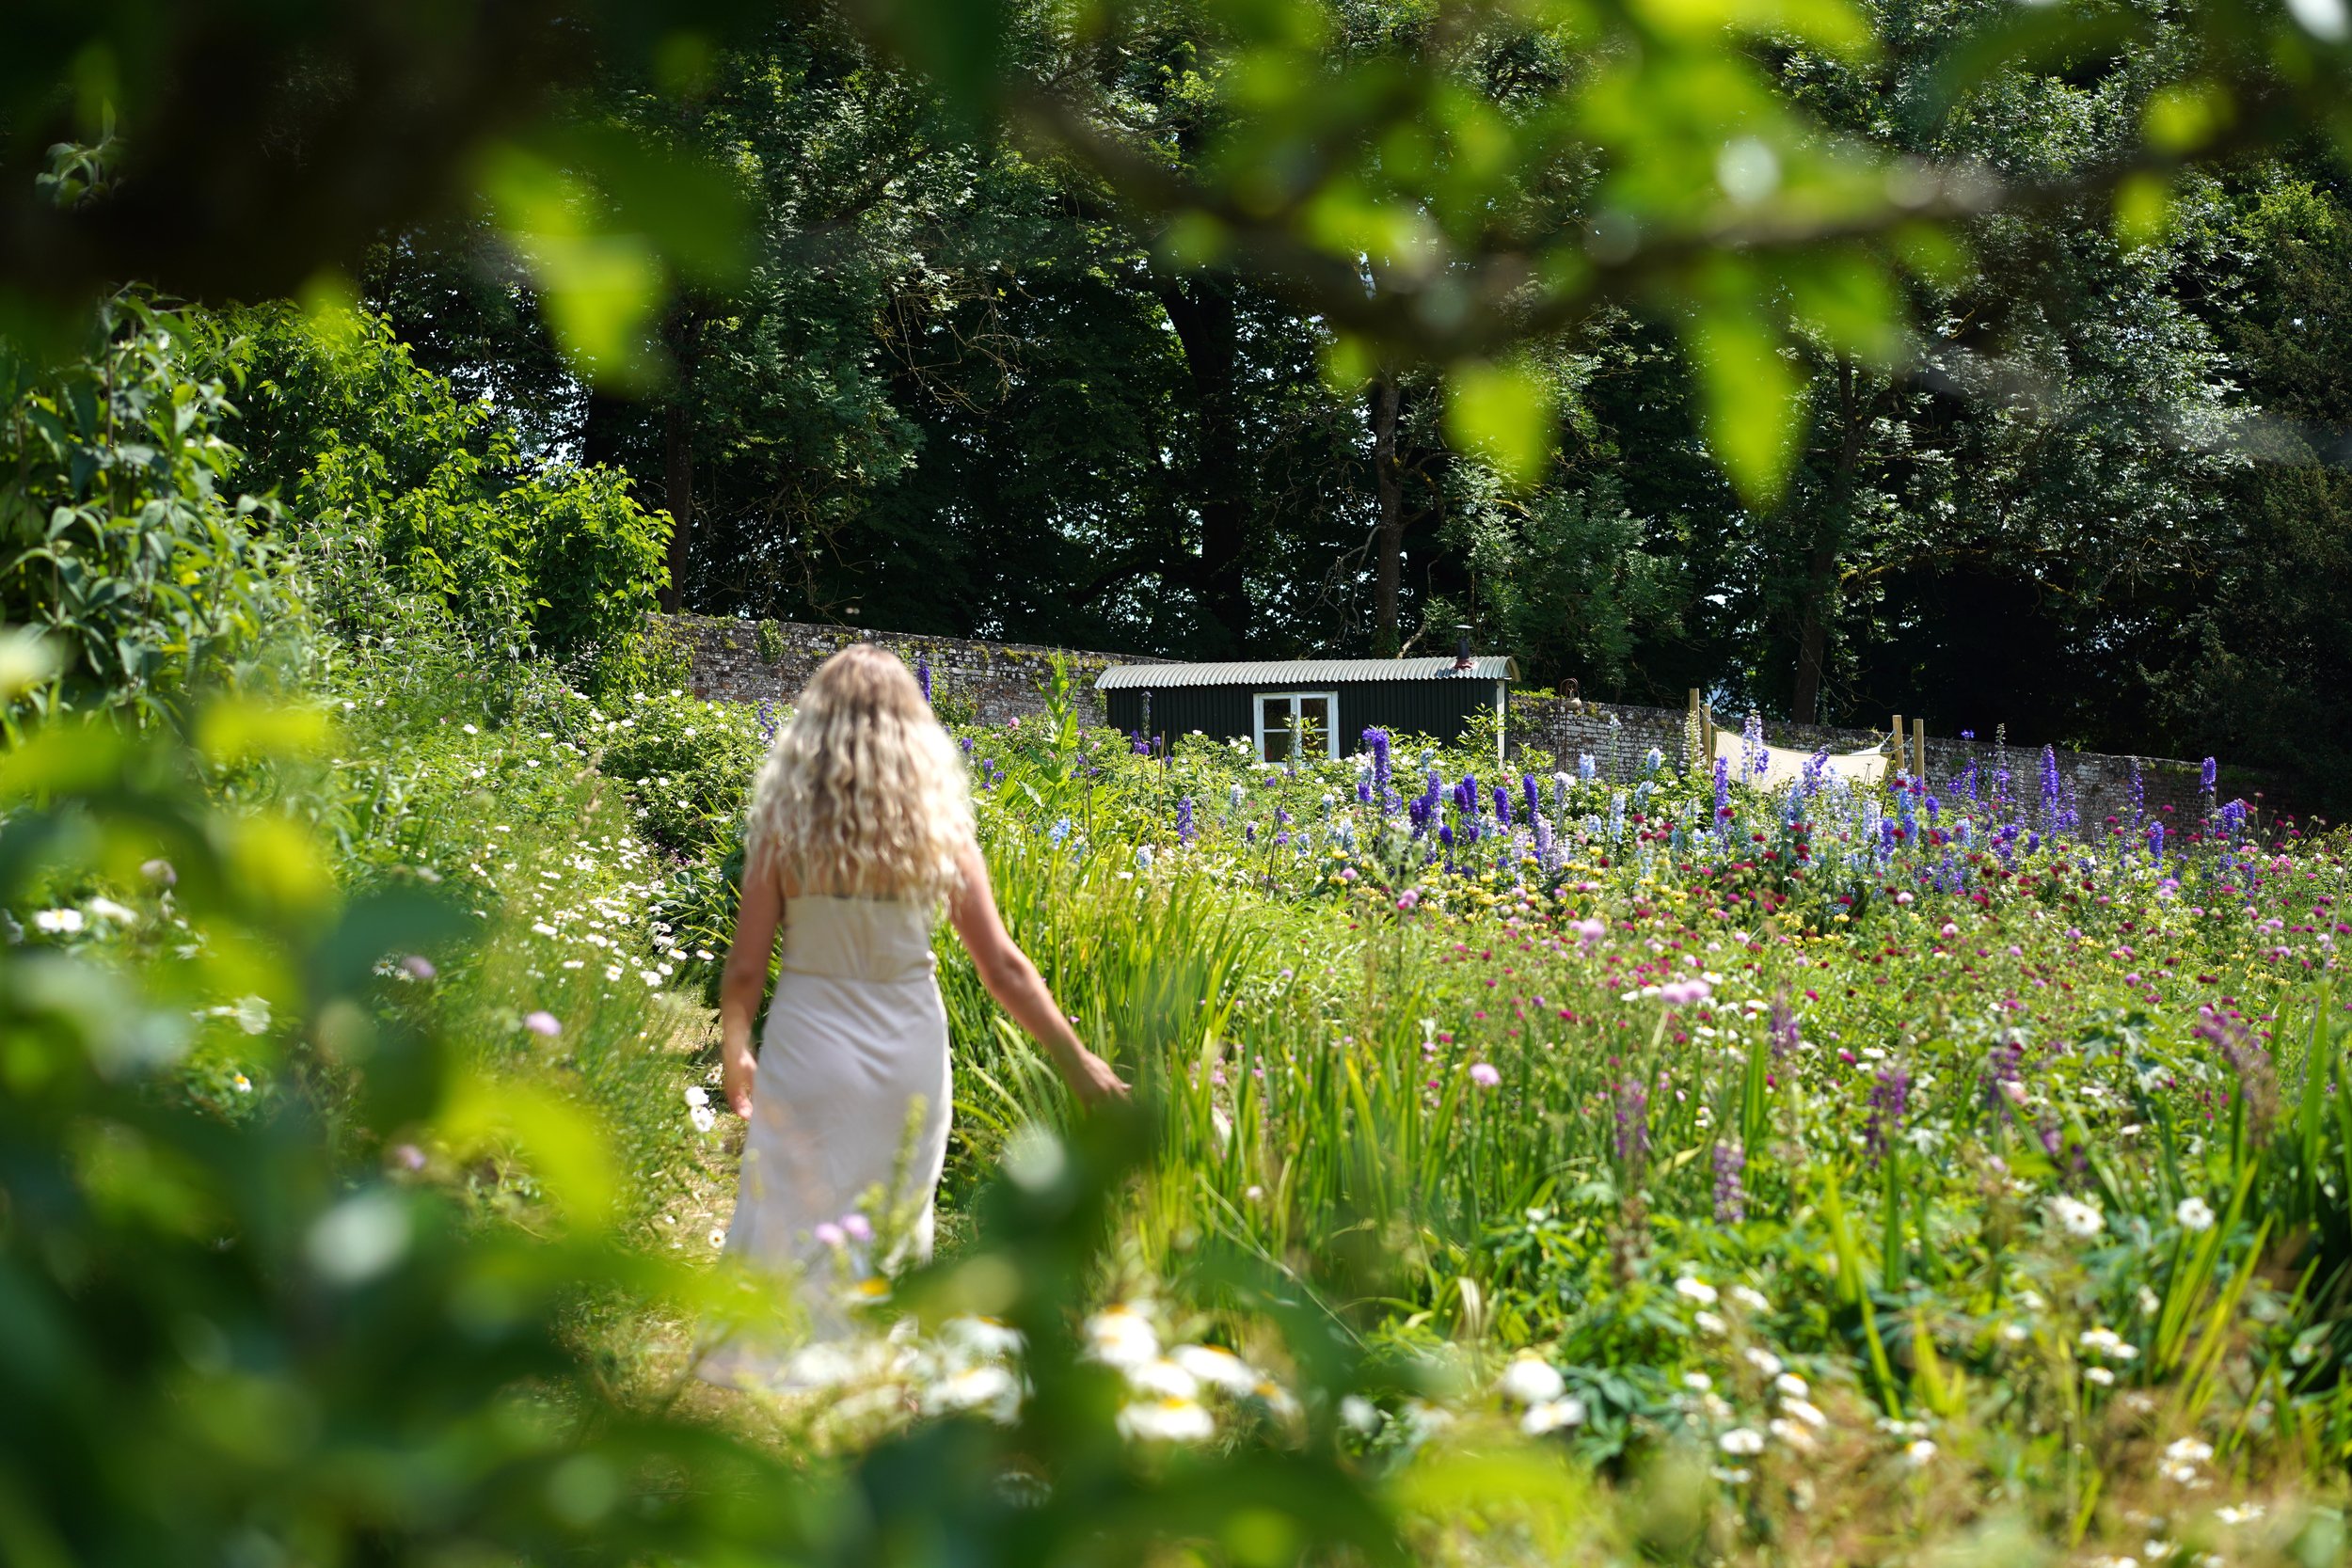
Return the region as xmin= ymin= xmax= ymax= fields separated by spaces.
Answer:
xmin=722 ymin=1046 xmax=757 ymax=1117
xmin=1060 ymin=1047 xmax=1131 ymax=1107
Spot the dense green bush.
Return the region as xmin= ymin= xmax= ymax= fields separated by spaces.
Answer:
xmin=209 ymin=305 xmax=672 ymax=695
xmin=0 ymin=293 xmax=296 ymax=721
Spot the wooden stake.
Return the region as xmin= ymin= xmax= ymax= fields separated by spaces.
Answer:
xmin=1912 ymin=717 xmax=1927 ymax=784
xmin=1890 ymin=714 xmax=1903 ymax=784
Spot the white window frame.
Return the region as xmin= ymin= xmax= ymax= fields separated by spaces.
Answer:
xmin=1252 ymin=690 xmax=1341 ymax=764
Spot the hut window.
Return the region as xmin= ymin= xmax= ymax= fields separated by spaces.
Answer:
xmin=1253 ymin=692 xmax=1337 ymax=763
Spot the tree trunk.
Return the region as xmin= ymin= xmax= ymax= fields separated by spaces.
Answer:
xmin=1158 ymin=273 xmax=1248 ymax=655
xmin=1789 ymin=358 xmax=1869 ymax=724
xmin=656 ymin=309 xmax=706 ymax=615
xmin=1789 ymin=540 xmax=1836 ymax=723
xmin=1371 ymin=368 xmax=1405 ymax=656
xmin=580 ymin=385 xmax=632 ymax=470
xmin=660 ymin=399 xmax=695 ymax=615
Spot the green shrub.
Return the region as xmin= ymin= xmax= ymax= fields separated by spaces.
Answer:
xmin=208 ymin=304 xmax=670 ymax=695
xmin=0 ymin=293 xmax=297 ymax=721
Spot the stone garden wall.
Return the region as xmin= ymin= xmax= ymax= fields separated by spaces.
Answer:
xmin=663 ymin=615 xmax=2208 ymax=832
xmin=1510 ymin=693 xmax=2206 ymax=832
xmin=660 ymin=615 xmax=1170 ymax=729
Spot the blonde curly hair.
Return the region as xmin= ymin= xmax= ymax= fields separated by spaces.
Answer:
xmin=746 ymin=643 xmax=972 ymax=902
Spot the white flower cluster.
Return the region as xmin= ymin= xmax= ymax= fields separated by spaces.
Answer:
xmin=1084 ymin=1304 xmax=1300 ymax=1444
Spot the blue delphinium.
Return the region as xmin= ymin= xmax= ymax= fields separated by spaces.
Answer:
xmin=1364 ymin=727 xmax=1392 ymax=795
xmin=1493 ymin=783 xmax=1513 ymax=828
xmin=1522 ymin=773 xmax=1541 ymax=823
xmin=1712 ymin=755 xmax=1730 ymax=824
xmin=916 ymin=657 xmax=931 ymax=704
xmin=2148 ymin=820 xmax=2164 ymax=860
xmin=1176 ymin=796 xmax=1195 ymax=845
xmin=756 ymin=698 xmax=778 ymax=744
xmin=1578 ymin=752 xmax=1597 ymax=783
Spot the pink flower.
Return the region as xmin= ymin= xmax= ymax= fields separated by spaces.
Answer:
xmin=1939 ymin=923 xmax=1959 ymax=940
xmin=523 ymin=1010 xmax=562 ymax=1037
xmin=842 ymin=1212 xmax=874 ymax=1243
xmin=1396 ymin=889 xmax=1421 ymax=910
xmin=1470 ymin=1063 xmax=1502 ymax=1088
xmin=401 ymin=955 xmax=437 ymax=980
xmin=814 ymin=1222 xmax=847 ymax=1248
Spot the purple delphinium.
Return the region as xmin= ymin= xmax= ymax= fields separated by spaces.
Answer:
xmin=2129 ymin=759 xmax=2145 ymax=831
xmin=2194 ymin=1009 xmax=2280 ymax=1143
xmin=1802 ymin=748 xmax=1828 ymax=798
xmin=2040 ymin=745 xmax=2061 ymax=831
xmin=2148 ymin=821 xmax=2165 ymax=861
xmin=1493 ymin=783 xmax=1512 ymax=828
xmin=1176 ymin=796 xmax=1195 ymax=845
xmin=1364 ymin=728 xmax=1392 ymax=795
xmin=1768 ymin=991 xmax=1800 ymax=1064
xmin=1522 ymin=773 xmax=1542 ymax=823
xmin=2201 ymin=755 xmax=2217 ymax=822
xmin=1534 ymin=813 xmax=1556 ymax=872
xmin=1711 ymin=1141 xmax=1746 ymax=1224
xmin=1985 ymin=1038 xmax=2025 ymax=1114
xmin=1865 ymin=1068 xmax=1910 ymax=1164
xmin=1712 ymin=755 xmax=1730 ymax=822
xmin=1613 ymin=1078 xmax=1650 ymax=1176
xmin=916 ymin=657 xmax=931 ymax=704
xmin=755 ymin=698 xmax=778 ymax=745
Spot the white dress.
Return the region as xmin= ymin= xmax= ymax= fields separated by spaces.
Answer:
xmin=700 ymin=894 xmax=951 ymax=1387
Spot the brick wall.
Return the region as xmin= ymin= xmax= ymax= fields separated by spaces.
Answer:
xmin=1509 ymin=694 xmax=2207 ymax=832
xmin=660 ymin=615 xmax=1170 ymax=729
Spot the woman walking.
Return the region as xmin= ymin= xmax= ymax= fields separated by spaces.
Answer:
xmin=702 ymin=644 xmax=1124 ymax=1386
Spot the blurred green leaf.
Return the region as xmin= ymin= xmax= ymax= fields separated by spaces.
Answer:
xmin=1682 ymin=285 xmax=1804 ymax=503
xmin=1444 ymin=361 xmax=1556 ymax=488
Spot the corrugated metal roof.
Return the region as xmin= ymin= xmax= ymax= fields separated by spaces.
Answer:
xmin=1096 ymin=657 xmax=1517 ymax=689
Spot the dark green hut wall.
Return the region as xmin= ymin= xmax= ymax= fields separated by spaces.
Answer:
xmin=1105 ymin=687 xmax=1254 ymax=743
xmin=1106 ymin=680 xmax=1502 ymax=750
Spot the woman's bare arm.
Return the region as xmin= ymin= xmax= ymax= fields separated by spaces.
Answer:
xmin=718 ymin=864 xmax=784 ymax=1117
xmin=946 ymin=838 xmax=1129 ymax=1106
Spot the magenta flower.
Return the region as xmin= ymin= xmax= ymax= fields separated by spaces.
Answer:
xmin=1396 ymin=889 xmax=1421 ymax=910
xmin=523 ymin=1010 xmax=562 ymax=1037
